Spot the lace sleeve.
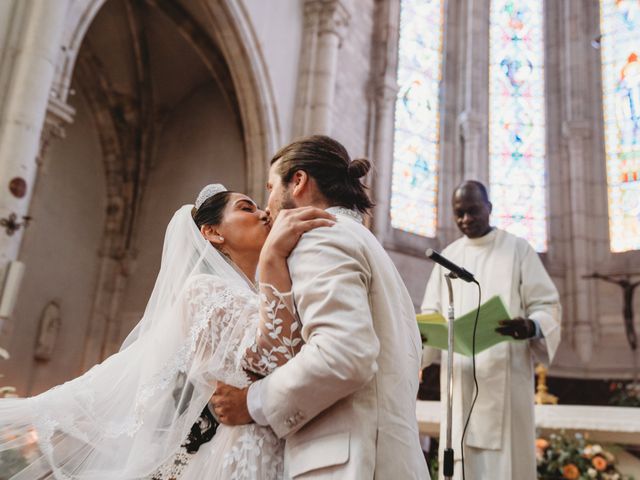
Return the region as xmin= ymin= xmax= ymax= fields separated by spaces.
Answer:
xmin=242 ymin=283 xmax=303 ymax=376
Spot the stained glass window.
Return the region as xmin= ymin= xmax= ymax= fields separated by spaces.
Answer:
xmin=390 ymin=0 xmax=444 ymax=237
xmin=600 ymin=0 xmax=640 ymax=253
xmin=489 ymin=0 xmax=548 ymax=252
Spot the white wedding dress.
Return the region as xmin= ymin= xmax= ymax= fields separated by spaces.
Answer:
xmin=148 ymin=279 xmax=302 ymax=480
xmin=0 ymin=205 xmax=302 ymax=480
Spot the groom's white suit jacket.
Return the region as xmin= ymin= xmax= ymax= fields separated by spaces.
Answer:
xmin=254 ymin=207 xmax=429 ymax=479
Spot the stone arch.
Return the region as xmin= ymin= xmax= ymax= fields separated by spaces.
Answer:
xmin=55 ymin=0 xmax=279 ymax=203
xmin=200 ymin=0 xmax=281 ymax=202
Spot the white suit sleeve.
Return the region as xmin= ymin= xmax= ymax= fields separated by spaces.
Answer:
xmin=519 ymin=244 xmax=562 ymax=365
xmin=257 ymin=228 xmax=380 ymax=438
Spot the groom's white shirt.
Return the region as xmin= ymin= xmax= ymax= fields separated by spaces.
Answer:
xmin=248 ymin=207 xmax=429 ymax=479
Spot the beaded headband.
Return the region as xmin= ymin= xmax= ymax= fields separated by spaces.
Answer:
xmin=195 ymin=184 xmax=228 ymax=210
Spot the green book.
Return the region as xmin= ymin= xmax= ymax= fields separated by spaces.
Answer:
xmin=416 ymin=295 xmax=519 ymax=356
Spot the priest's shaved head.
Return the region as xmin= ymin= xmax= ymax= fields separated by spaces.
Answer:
xmin=452 ymin=180 xmax=493 ymax=239
xmin=454 ymin=180 xmax=490 ymax=203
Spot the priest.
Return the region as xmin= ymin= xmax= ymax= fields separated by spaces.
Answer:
xmin=421 ymin=180 xmax=561 ymax=479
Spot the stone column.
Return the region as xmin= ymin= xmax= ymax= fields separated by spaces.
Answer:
xmin=294 ymin=0 xmax=350 ymax=136
xmin=458 ymin=111 xmax=486 ymax=183
xmin=562 ymin=120 xmax=598 ymax=363
xmin=367 ymin=0 xmax=400 ymax=239
xmin=458 ymin=0 xmax=490 ymax=185
xmin=0 ymin=0 xmax=71 ymax=316
xmin=558 ymin=0 xmax=600 ymax=363
xmin=370 ymin=83 xmax=399 ymax=238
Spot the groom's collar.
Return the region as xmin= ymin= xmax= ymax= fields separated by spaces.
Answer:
xmin=325 ymin=206 xmax=363 ymax=223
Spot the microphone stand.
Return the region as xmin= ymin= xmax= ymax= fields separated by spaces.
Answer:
xmin=424 ymin=248 xmax=476 ymax=478
xmin=443 ymin=272 xmax=456 ymax=479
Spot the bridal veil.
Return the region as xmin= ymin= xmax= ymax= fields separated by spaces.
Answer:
xmin=0 ymin=205 xmax=257 ymax=479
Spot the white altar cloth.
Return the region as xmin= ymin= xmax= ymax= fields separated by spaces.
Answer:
xmin=416 ymin=401 xmax=640 ymax=445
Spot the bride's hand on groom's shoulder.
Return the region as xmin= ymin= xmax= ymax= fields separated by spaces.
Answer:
xmin=262 ymin=207 xmax=336 ymax=260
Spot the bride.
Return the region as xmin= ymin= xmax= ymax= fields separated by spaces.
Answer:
xmin=0 ymin=184 xmax=335 ymax=479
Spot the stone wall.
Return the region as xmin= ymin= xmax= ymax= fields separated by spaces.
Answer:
xmin=3 ymin=90 xmax=106 ymax=395
xmin=115 ymin=83 xmax=246 ymax=353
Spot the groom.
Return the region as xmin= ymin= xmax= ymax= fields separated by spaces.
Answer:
xmin=213 ymin=135 xmax=428 ymax=479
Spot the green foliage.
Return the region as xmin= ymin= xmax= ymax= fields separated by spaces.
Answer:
xmin=609 ymin=382 xmax=640 ymax=408
xmin=428 ymin=449 xmax=439 ymax=479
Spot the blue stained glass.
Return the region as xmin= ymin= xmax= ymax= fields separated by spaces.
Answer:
xmin=390 ymin=0 xmax=444 ymax=237
xmin=600 ymin=0 xmax=640 ymax=252
xmin=489 ymin=0 xmax=548 ymax=252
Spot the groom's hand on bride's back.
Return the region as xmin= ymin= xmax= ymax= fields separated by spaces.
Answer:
xmin=210 ymin=382 xmax=253 ymax=426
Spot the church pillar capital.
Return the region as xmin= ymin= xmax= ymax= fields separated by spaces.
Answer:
xmin=458 ymin=111 xmax=485 ymax=140
xmin=295 ymin=0 xmax=351 ymax=136
xmin=312 ymin=0 xmax=350 ymax=43
xmin=373 ymin=81 xmax=398 ymax=105
xmin=458 ymin=110 xmax=488 ymax=185
xmin=37 ymin=97 xmax=76 ymax=169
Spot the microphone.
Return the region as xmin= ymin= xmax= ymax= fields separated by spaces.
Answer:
xmin=425 ymin=249 xmax=476 ymax=283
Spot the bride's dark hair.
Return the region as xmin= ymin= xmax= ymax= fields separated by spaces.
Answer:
xmin=192 ymin=191 xmax=235 ymax=228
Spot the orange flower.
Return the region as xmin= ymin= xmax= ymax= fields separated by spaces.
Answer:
xmin=536 ymin=438 xmax=549 ymax=450
xmin=562 ymin=464 xmax=580 ymax=480
xmin=592 ymin=455 xmax=608 ymax=471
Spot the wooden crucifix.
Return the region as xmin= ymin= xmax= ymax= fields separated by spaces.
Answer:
xmin=583 ymin=273 xmax=640 ymax=351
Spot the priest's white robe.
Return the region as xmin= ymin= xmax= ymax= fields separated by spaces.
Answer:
xmin=421 ymin=228 xmax=561 ymax=480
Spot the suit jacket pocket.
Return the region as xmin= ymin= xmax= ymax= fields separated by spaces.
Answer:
xmin=288 ymin=431 xmax=350 ymax=477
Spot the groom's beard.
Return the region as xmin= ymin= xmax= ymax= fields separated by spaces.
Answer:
xmin=269 ymin=189 xmax=295 ymax=219
xmin=280 ymin=191 xmax=296 ymax=211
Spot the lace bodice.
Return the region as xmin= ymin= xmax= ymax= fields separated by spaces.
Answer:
xmin=180 ymin=275 xmax=257 ymax=389
xmin=148 ymin=277 xmax=299 ymax=480
xmin=183 ymin=276 xmax=303 ymax=380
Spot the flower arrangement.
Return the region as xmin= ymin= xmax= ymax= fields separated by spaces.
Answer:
xmin=536 ymin=431 xmax=633 ymax=480
xmin=609 ymin=382 xmax=640 ymax=408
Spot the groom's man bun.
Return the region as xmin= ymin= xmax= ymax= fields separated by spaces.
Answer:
xmin=271 ymin=135 xmax=374 ymax=214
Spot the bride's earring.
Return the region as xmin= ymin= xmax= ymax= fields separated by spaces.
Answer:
xmin=218 ymin=236 xmax=224 ymax=242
